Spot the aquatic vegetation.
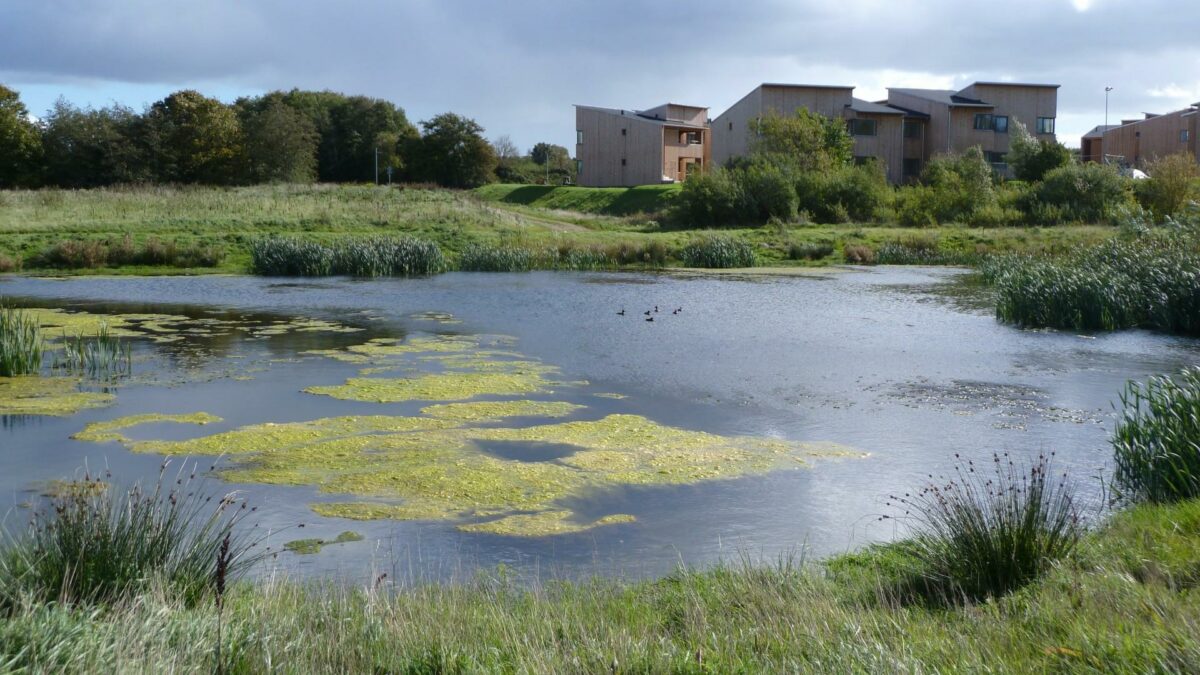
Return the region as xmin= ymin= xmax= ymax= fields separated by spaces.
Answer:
xmin=410 ymin=311 xmax=462 ymax=324
xmin=1112 ymin=367 xmax=1200 ymax=504
xmin=0 ymin=376 xmax=115 ymax=416
xmin=593 ymin=393 xmax=628 ymax=400
xmin=305 ymin=371 xmax=558 ymax=403
xmin=982 ymin=229 xmax=1200 ymax=335
xmin=679 ymin=236 xmax=756 ymax=268
xmin=283 ymin=531 xmax=364 ymax=555
xmin=53 ymin=324 xmax=133 ymax=379
xmin=95 ymin=409 xmax=860 ymax=537
xmin=0 ymin=306 xmax=43 ymax=376
xmin=459 ymin=511 xmax=636 ymax=536
xmin=420 ymin=400 xmax=585 ymax=422
xmin=250 ymin=236 xmax=446 ymax=277
xmin=457 ymin=243 xmax=540 ymax=272
xmin=72 ymin=412 xmax=223 ymax=444
xmin=36 ymin=479 xmax=110 ymax=499
xmin=0 ymin=467 xmax=263 ymax=609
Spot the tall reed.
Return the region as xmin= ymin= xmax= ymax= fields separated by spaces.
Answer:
xmin=250 ymin=236 xmax=445 ymax=277
xmin=1112 ymin=367 xmax=1200 ymax=504
xmin=53 ymin=324 xmax=132 ymax=379
xmin=886 ymin=452 xmax=1082 ymax=602
xmin=679 ymin=236 xmax=755 ymax=268
xmin=0 ymin=306 xmax=43 ymax=377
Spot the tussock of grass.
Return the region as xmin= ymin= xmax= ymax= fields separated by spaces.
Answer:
xmin=679 ymin=236 xmax=756 ymax=268
xmin=0 ymin=465 xmax=263 ymax=610
xmin=1113 ymin=367 xmax=1200 ymax=504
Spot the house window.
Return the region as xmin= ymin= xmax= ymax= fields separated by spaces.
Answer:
xmin=621 ymin=128 xmax=626 ymax=136
xmin=621 ymin=158 xmax=626 ymax=166
xmin=848 ymin=119 xmax=877 ymax=136
xmin=1182 ymin=129 xmax=1190 ymax=143
xmin=993 ymin=115 xmax=1009 ymax=133
xmin=575 ymin=160 xmax=583 ymax=174
xmin=985 ymin=151 xmax=1006 ymax=164
xmin=903 ymin=120 xmax=923 ymax=139
xmin=973 ymin=113 xmax=994 ymax=131
xmin=903 ymin=158 xmax=922 ymax=177
xmin=728 ymin=121 xmax=733 ymax=131
xmin=576 ymin=130 xmax=583 ymax=144
xmin=682 ymin=131 xmax=702 ymax=145
xmin=1036 ymin=117 xmax=1056 ymax=134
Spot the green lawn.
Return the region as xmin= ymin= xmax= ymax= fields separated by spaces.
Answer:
xmin=0 ymin=184 xmax=1118 ymax=275
xmin=3 ymin=498 xmax=1197 ymax=672
xmin=473 ymin=183 xmax=682 ymax=216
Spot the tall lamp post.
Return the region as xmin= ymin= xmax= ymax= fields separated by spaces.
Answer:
xmin=1105 ymin=86 xmax=1113 ymax=128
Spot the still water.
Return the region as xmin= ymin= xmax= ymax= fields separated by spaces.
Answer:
xmin=2 ymin=268 xmax=1197 ymax=582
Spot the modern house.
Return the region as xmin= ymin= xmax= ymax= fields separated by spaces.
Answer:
xmin=1083 ymin=104 xmax=1199 ymax=167
xmin=574 ymin=103 xmax=710 ymax=187
xmin=709 ymin=81 xmax=1058 ymax=184
xmin=884 ymin=82 xmax=1060 ymax=176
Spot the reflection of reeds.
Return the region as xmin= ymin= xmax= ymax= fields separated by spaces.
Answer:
xmin=53 ymin=324 xmax=132 ymax=379
xmin=0 ymin=306 xmax=43 ymax=376
xmin=1112 ymin=367 xmax=1200 ymax=505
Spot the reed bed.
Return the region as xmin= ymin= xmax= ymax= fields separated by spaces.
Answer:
xmin=679 ymin=236 xmax=756 ymax=268
xmin=982 ymin=228 xmax=1200 ymax=335
xmin=874 ymin=239 xmax=979 ymax=266
xmin=0 ymin=306 xmax=43 ymax=377
xmin=250 ymin=236 xmax=446 ymax=277
xmin=0 ymin=465 xmax=263 ymax=610
xmin=1112 ymin=367 xmax=1200 ymax=504
xmin=33 ymin=236 xmax=224 ymax=270
xmin=787 ymin=241 xmax=835 ymax=261
xmin=53 ymin=325 xmax=132 ymax=379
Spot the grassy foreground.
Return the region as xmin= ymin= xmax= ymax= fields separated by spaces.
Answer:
xmin=0 ymin=184 xmax=1117 ymax=275
xmin=1 ymin=499 xmax=1197 ymax=672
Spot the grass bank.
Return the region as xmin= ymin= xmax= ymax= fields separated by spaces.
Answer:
xmin=0 ymin=184 xmax=1118 ymax=275
xmin=1 ymin=498 xmax=1197 ymax=672
xmin=473 ymin=183 xmax=681 ymax=217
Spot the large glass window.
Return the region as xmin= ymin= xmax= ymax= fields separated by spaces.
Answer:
xmin=1036 ymin=117 xmax=1056 ymax=134
xmin=993 ymin=115 xmax=1009 ymax=133
xmin=903 ymin=120 xmax=923 ymax=139
xmin=848 ymin=119 xmax=877 ymax=136
xmin=973 ymin=113 xmax=993 ymax=130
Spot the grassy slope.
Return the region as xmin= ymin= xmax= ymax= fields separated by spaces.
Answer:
xmin=473 ymin=183 xmax=681 ymax=216
xmin=0 ymin=184 xmax=1116 ymax=275
xmin=3 ymin=500 xmax=1198 ymax=672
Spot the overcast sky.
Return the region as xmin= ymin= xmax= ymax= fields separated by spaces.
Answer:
xmin=2 ymin=0 xmax=1197 ymax=151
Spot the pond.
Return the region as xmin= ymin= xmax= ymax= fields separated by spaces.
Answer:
xmin=2 ymin=268 xmax=1198 ymax=583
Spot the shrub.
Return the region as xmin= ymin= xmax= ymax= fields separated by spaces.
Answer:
xmin=842 ymin=244 xmax=875 ymax=264
xmin=1136 ymin=154 xmax=1200 ymax=221
xmin=602 ymin=240 xmax=669 ymax=266
xmin=875 ymin=236 xmax=977 ymax=266
xmin=1111 ymin=368 xmax=1200 ymax=504
xmin=887 ymin=453 xmax=1082 ymax=602
xmin=0 ymin=306 xmax=43 ymax=376
xmin=734 ymin=161 xmax=798 ymax=223
xmin=1007 ymin=119 xmax=1072 ymax=182
xmin=796 ymin=162 xmax=891 ymax=223
xmin=671 ymin=168 xmax=743 ymax=227
xmin=0 ymin=467 xmax=263 ymax=609
xmin=788 ymin=241 xmax=835 ymax=261
xmin=1020 ymin=163 xmax=1132 ymax=224
xmin=679 ymin=236 xmax=755 ymax=268
xmin=0 ymin=254 xmax=19 ymax=273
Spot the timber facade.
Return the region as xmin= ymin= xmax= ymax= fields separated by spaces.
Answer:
xmin=1082 ymin=104 xmax=1199 ymax=167
xmin=574 ymin=104 xmax=709 ymax=187
xmin=577 ymin=81 xmax=1058 ymax=187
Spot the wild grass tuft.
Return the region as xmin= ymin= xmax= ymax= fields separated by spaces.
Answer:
xmin=457 ymin=244 xmax=539 ymax=272
xmin=679 ymin=236 xmax=755 ymax=268
xmin=885 ymin=452 xmax=1082 ymax=603
xmin=0 ymin=465 xmax=264 ymax=611
xmin=1112 ymin=367 xmax=1200 ymax=505
xmin=0 ymin=306 xmax=43 ymax=377
xmin=875 ymin=237 xmax=978 ymax=266
xmin=787 ymin=241 xmax=834 ymax=261
xmin=250 ymin=236 xmax=445 ymax=277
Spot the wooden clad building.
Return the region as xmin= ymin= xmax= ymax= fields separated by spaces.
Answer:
xmin=1088 ymin=105 xmax=1200 ymax=167
xmin=574 ymin=103 xmax=710 ymax=187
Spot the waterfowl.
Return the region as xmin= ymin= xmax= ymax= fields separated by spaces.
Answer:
xmin=617 ymin=309 xmax=625 ymax=316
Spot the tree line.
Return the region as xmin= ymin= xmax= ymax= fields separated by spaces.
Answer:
xmin=0 ymin=84 xmax=572 ymax=190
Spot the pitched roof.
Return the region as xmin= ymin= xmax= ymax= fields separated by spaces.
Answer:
xmin=573 ymin=105 xmax=709 ymax=129
xmin=1082 ymin=125 xmax=1119 ymax=138
xmin=888 ymin=88 xmax=993 ymax=108
xmin=848 ymin=98 xmax=904 ymax=115
xmin=881 ymin=103 xmax=931 ymax=119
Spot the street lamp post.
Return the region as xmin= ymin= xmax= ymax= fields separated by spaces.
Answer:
xmin=1105 ymin=86 xmax=1113 ymax=128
